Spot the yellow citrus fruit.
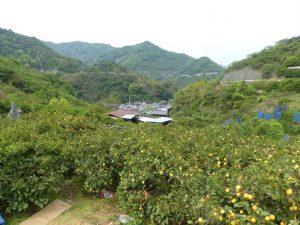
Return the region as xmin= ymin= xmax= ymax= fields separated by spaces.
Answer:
xmin=235 ymin=185 xmax=241 ymax=191
xmin=197 ymin=217 xmax=204 ymax=224
xmin=290 ymin=205 xmax=298 ymax=211
xmin=225 ymin=188 xmax=230 ymax=193
xmin=280 ymin=221 xmax=286 ymax=225
xmin=286 ymin=188 xmax=293 ymax=195
xmin=231 ymin=198 xmax=237 ymax=203
xmin=243 ymin=193 xmax=249 ymax=199
xmin=252 ymin=205 xmax=258 ymax=211
xmin=265 ymin=216 xmax=270 ymax=222
xmin=269 ymin=215 xmax=275 ymax=221
xmin=236 ymin=192 xmax=241 ymax=197
xmin=250 ymin=217 xmax=256 ymax=223
xmin=220 ymin=209 xmax=225 ymax=214
xmin=247 ymin=194 xmax=254 ymax=200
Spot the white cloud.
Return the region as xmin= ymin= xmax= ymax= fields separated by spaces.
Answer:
xmin=1 ymin=0 xmax=300 ymax=65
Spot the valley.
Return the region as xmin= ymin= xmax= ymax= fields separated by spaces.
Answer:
xmin=0 ymin=27 xmax=300 ymax=225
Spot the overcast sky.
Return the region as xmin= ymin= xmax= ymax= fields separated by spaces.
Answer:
xmin=1 ymin=0 xmax=300 ymax=65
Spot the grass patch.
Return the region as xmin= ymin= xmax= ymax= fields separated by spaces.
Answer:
xmin=49 ymin=197 xmax=120 ymax=225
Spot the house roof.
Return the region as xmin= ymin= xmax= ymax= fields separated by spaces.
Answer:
xmin=108 ymin=109 xmax=139 ymax=118
xmin=154 ymin=117 xmax=173 ymax=123
xmin=121 ymin=114 xmax=138 ymax=120
xmin=138 ymin=116 xmax=172 ymax=123
xmin=138 ymin=116 xmax=157 ymax=123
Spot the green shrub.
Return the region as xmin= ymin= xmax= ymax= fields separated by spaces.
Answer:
xmin=257 ymin=119 xmax=284 ymax=139
xmin=0 ymin=116 xmax=67 ymax=212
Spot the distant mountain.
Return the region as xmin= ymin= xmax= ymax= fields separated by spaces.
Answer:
xmin=0 ymin=28 xmax=83 ymax=73
xmin=46 ymin=40 xmax=224 ymax=78
xmin=63 ymin=62 xmax=176 ymax=103
xmin=226 ymin=36 xmax=300 ymax=78
xmin=46 ymin=41 xmax=114 ymax=64
xmin=98 ymin=41 xmax=195 ymax=77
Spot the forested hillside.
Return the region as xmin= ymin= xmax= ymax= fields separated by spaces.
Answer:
xmin=179 ymin=57 xmax=224 ymax=75
xmin=227 ymin=36 xmax=300 ymax=78
xmin=46 ymin=41 xmax=114 ymax=64
xmin=0 ymin=28 xmax=83 ymax=73
xmin=0 ymin=57 xmax=84 ymax=114
xmin=47 ymin=40 xmax=224 ymax=78
xmin=98 ymin=41 xmax=194 ymax=77
xmin=64 ymin=62 xmax=176 ymax=103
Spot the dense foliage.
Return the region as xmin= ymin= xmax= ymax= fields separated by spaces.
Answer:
xmin=178 ymin=57 xmax=224 ymax=75
xmin=0 ymin=28 xmax=83 ymax=73
xmin=0 ymin=57 xmax=86 ymax=114
xmin=64 ymin=62 xmax=176 ymax=103
xmin=164 ymin=73 xmax=221 ymax=89
xmin=227 ymin=36 xmax=300 ymax=78
xmin=0 ymin=112 xmax=299 ymax=225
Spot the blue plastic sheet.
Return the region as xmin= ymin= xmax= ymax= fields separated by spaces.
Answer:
xmin=257 ymin=105 xmax=288 ymax=120
xmin=0 ymin=214 xmax=5 ymax=225
xmin=294 ymin=112 xmax=300 ymax=123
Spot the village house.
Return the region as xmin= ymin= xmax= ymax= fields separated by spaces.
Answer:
xmin=108 ymin=101 xmax=173 ymax=125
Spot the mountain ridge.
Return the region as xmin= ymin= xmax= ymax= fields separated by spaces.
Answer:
xmin=46 ymin=40 xmax=224 ymax=78
xmin=46 ymin=41 xmax=114 ymax=64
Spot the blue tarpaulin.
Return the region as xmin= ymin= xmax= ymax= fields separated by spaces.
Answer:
xmin=257 ymin=111 xmax=273 ymax=120
xmin=257 ymin=105 xmax=288 ymax=120
xmin=294 ymin=112 xmax=300 ymax=124
xmin=0 ymin=214 xmax=5 ymax=225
